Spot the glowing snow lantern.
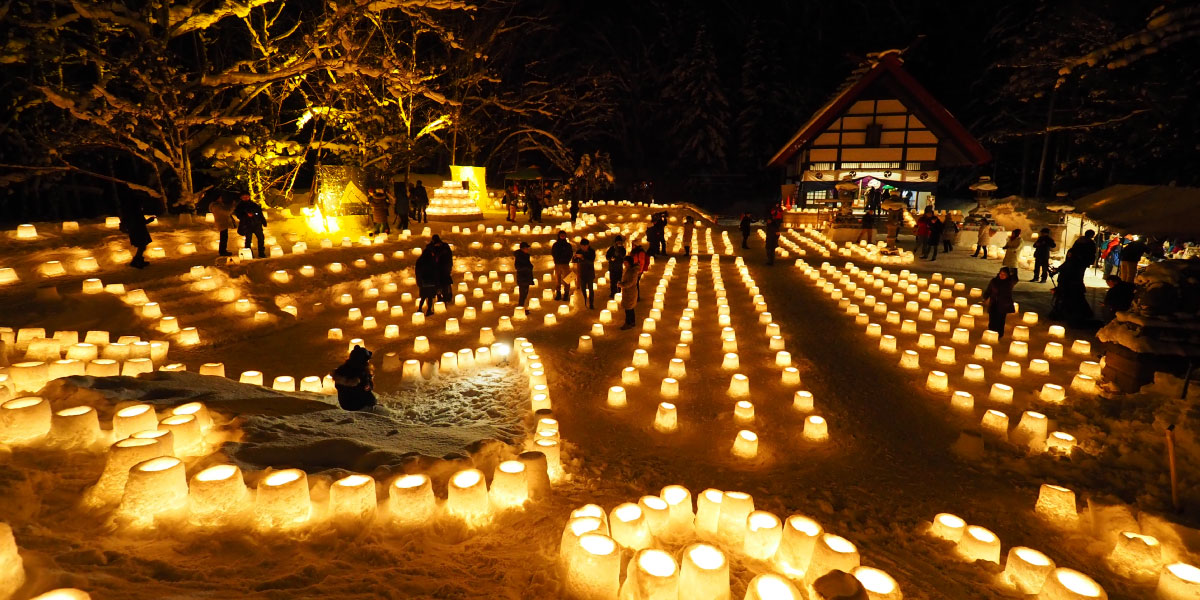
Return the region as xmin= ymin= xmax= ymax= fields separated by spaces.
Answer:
xmin=118 ymin=456 xmax=188 ymax=527
xmin=112 ymin=403 xmax=157 ymax=440
xmin=329 ymin=474 xmax=376 ymax=522
xmin=1 ymin=396 xmax=52 ymax=443
xmin=1047 ymin=431 xmax=1077 ymax=454
xmin=621 ymin=548 xmax=679 ymax=600
xmin=188 ymin=464 xmax=249 ymax=526
xmin=931 ymin=513 xmax=966 ymax=542
xmin=1071 ymin=340 xmax=1091 ymax=355
xmin=159 ymin=414 xmax=202 ymax=452
xmin=1070 ymin=374 xmax=1099 ymax=395
xmin=679 ymin=543 xmax=730 ymax=600
xmin=721 ymin=352 xmax=740 ymax=370
xmin=622 ymin=367 xmax=640 ymax=386
xmin=803 ymin=415 xmax=829 ymax=442
xmin=808 ymin=533 xmax=861 ymax=581
xmin=926 ymin=370 xmax=949 ymax=393
xmin=899 ymin=350 xmax=920 ymax=369
xmin=853 ymin=566 xmax=902 ymax=600
xmin=389 ymin=474 xmax=436 ymax=526
xmin=879 ymin=335 xmax=897 ymax=353
xmin=446 ymin=468 xmax=489 ymax=525
xmin=728 ymin=373 xmax=749 ymax=397
xmin=989 ymin=383 xmax=1014 ymax=403
xmin=1036 ymin=482 xmax=1084 ymax=530
xmin=566 ymin=534 xmax=620 ymax=600
xmin=85 ymin=359 xmax=119 ymax=377
xmin=1038 ymin=568 xmax=1107 ymax=600
xmin=177 ymin=327 xmax=201 ymax=346
xmin=256 ymin=469 xmax=311 ymax=528
xmin=730 ymin=430 xmax=758 ymax=458
xmin=239 ymin=370 xmax=264 ymax=386
xmin=632 ymin=349 xmax=650 ymax=368
xmin=1003 ymin=546 xmax=1055 ymax=593
xmin=609 ymin=502 xmax=652 ymax=550
xmin=1157 ymin=563 xmax=1200 ymax=600
xmin=745 ymin=510 xmax=784 ymax=560
xmin=981 ymin=410 xmax=1010 ymax=440
xmin=48 ymin=405 xmax=100 ymax=447
xmin=1000 ymin=360 xmax=1022 ymax=378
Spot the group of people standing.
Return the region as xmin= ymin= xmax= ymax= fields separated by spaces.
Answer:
xmin=502 ymin=186 xmax=546 ymax=223
xmin=413 ymin=235 xmax=454 ymax=314
xmin=368 ymin=180 xmax=430 ymax=235
xmin=913 ymin=206 xmax=960 ymax=261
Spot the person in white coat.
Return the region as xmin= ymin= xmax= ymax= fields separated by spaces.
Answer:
xmin=1001 ymin=229 xmax=1023 ymax=278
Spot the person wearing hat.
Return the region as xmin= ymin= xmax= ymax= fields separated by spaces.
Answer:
xmin=514 ymin=241 xmax=534 ymax=306
xmin=368 ymin=185 xmax=390 ymax=235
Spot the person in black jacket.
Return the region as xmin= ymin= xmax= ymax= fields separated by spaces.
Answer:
xmin=234 ymin=194 xmax=267 ymax=258
xmin=331 ymin=345 xmax=376 ymax=411
xmin=551 ymin=230 xmax=573 ymax=300
xmin=605 ymin=235 xmax=626 ymax=299
xmin=1031 ymin=227 xmax=1057 ymax=282
xmin=412 ymin=181 xmax=429 ymax=223
xmin=573 ymin=238 xmax=597 ymax=309
xmin=527 ymin=190 xmax=542 ymax=223
xmin=414 ymin=250 xmax=438 ymax=314
xmin=430 ymin=235 xmax=454 ymax=302
xmin=119 ymin=196 xmax=156 ymax=269
xmin=392 ymin=177 xmax=410 ymax=231
xmin=981 ymin=267 xmax=1018 ymax=337
xmin=1102 ymin=275 xmax=1136 ymax=321
xmin=514 ymin=242 xmax=534 ymax=306
xmin=740 ymin=212 xmax=753 ymax=249
xmin=765 ymin=216 xmax=781 ymax=265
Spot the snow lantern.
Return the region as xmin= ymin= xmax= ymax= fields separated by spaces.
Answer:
xmin=1038 ymin=568 xmax=1107 ymax=600
xmin=177 ymin=327 xmax=200 ymax=346
xmin=198 ymin=363 xmax=225 ymax=377
xmin=734 ymin=401 xmax=755 ymax=423
xmin=566 ymin=533 xmax=620 ymax=600
xmin=1070 ymin=340 xmax=1091 ymax=356
xmin=931 ymin=513 xmax=966 ymax=542
xmin=256 ymin=469 xmax=312 ymax=528
xmin=330 ymin=474 xmax=376 ymax=522
xmin=1157 ymin=563 xmax=1200 ymax=600
xmin=119 ymin=456 xmax=188 ymax=527
xmin=188 ymin=464 xmax=249 ymax=526
xmin=744 ymin=574 xmax=799 ymax=600
xmin=731 ymin=430 xmax=758 ymax=458
xmin=112 ymin=404 xmax=157 ymax=440
xmin=1030 ymin=359 xmax=1051 ymax=375
xmin=728 ymin=374 xmax=749 ymax=397
xmin=1070 ymin=374 xmax=1099 ymax=395
xmin=956 ymin=525 xmax=1000 ymax=564
xmin=159 ymin=414 xmax=202 ymax=452
xmin=926 ymin=370 xmax=949 ymax=393
xmin=879 ymin=335 xmax=897 ymax=353
xmin=1 ymin=396 xmax=52 ymax=444
xmin=489 ymin=461 xmax=528 ymax=510
xmin=31 ymin=589 xmax=92 ymax=600
xmin=745 ymin=511 xmax=783 ymax=560
xmin=1014 ymin=411 xmax=1049 ymax=449
xmin=239 ymin=371 xmax=264 ymax=386
xmin=447 ymin=468 xmax=489 ymax=525
xmin=989 ymin=383 xmax=1014 ymax=403
xmin=49 ymin=405 xmax=101 ymax=447
xmin=781 ymin=367 xmax=801 ymax=385
xmin=88 ymin=437 xmax=161 ymax=506
xmin=8 ymin=361 xmax=49 ymax=392
xmin=1003 ymin=546 xmax=1055 ymax=594
xmin=721 ymin=353 xmax=739 ymax=370
xmin=803 ymin=416 xmax=829 ymax=442
xmin=389 ymin=474 xmax=436 ymax=526
xmin=1000 ymin=360 xmax=1022 ymax=378
xmin=660 ymin=378 xmax=679 ymax=398
xmin=610 ymin=503 xmax=652 ymax=550
xmin=620 ymin=548 xmax=679 ymax=600
xmin=852 ymin=566 xmax=902 ymax=599
xmin=678 ymin=543 xmax=729 ymax=600
xmin=653 ymin=403 xmax=677 ymax=433
xmin=963 ymin=364 xmax=985 ymax=382
xmin=1107 ymin=532 xmax=1162 ymax=577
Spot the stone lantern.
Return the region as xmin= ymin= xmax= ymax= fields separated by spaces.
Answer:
xmin=968 ymin=176 xmax=998 ymax=213
xmin=835 ymin=181 xmax=859 ymax=216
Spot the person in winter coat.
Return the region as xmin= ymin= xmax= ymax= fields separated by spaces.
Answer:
xmin=1100 ymin=234 xmax=1121 ymax=277
xmin=1048 ymin=249 xmax=1094 ymax=324
xmin=368 ymin=186 xmax=390 ymax=235
xmin=527 ymin=190 xmax=542 ymax=223
xmin=392 ymin=177 xmax=410 ymax=231
xmin=1031 ymin=228 xmax=1057 ymax=282
xmin=740 ymin=212 xmax=753 ymax=249
xmin=981 ymin=267 xmax=1018 ymax=338
xmin=940 ymin=217 xmax=958 ymax=253
xmin=1118 ymin=236 xmax=1148 ymax=283
xmin=234 ymin=193 xmax=267 ymax=258
xmin=856 ymin=211 xmax=875 ymax=243
xmin=629 ymin=243 xmax=648 ymax=300
xmin=573 ymin=239 xmax=597 ymax=309
xmin=1069 ymin=229 xmax=1099 ymax=272
xmin=915 ymin=206 xmax=937 ymax=257
xmin=681 ymin=216 xmax=695 ymax=255
xmin=605 ymin=235 xmax=626 ymax=299
xmin=331 ymin=345 xmax=376 ymax=411
xmin=765 ymin=216 xmax=781 ymax=265
xmin=514 ymin=242 xmax=534 ymax=306
xmin=973 ymin=223 xmax=995 ymax=258
xmin=504 ymin=187 xmax=518 ymax=222
xmin=551 ymin=230 xmax=574 ymax=300
xmin=569 ymin=185 xmax=582 ymax=223
xmin=414 ymin=250 xmax=439 ymax=314
xmin=1001 ymin=229 xmax=1023 ymax=277
xmin=926 ymin=216 xmax=945 ymax=261
xmin=119 ymin=196 xmax=155 ymax=269
xmin=1102 ymin=275 xmax=1136 ymax=321
xmin=430 ymin=235 xmax=454 ymax=302
xmin=210 ymin=194 xmax=236 ymax=257
xmin=412 ymin=181 xmax=429 ymax=223
xmin=619 ymin=255 xmax=640 ymax=330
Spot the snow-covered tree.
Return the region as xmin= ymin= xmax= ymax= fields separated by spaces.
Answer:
xmin=663 ymin=26 xmax=730 ymax=173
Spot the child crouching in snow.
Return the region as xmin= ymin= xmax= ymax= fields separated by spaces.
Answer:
xmin=332 ymin=345 xmax=377 ymax=411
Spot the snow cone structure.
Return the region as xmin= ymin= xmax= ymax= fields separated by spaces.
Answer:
xmin=427 ymin=180 xmax=482 ymax=221
xmin=118 ymin=456 xmax=188 ymax=527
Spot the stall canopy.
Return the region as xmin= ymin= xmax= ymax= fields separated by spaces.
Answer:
xmin=1071 ymin=185 xmax=1200 ymax=238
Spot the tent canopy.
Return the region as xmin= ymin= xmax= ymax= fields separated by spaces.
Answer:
xmin=1071 ymin=185 xmax=1200 ymax=238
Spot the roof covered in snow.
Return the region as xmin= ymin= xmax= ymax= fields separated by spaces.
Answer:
xmin=766 ymin=51 xmax=991 ymax=169
xmin=1071 ymin=185 xmax=1200 ymax=238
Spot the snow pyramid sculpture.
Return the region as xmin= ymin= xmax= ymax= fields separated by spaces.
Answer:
xmin=427 ymin=180 xmax=483 ymax=221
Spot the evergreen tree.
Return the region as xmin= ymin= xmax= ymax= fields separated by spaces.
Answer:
xmin=736 ymin=20 xmax=787 ymax=174
xmin=663 ymin=27 xmax=730 ymax=173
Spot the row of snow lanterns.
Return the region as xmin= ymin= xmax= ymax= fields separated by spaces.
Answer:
xmin=1031 ymin=483 xmax=1200 ymax=597
xmin=800 ymin=260 xmax=1094 ymax=454
xmin=560 ymin=486 xmax=898 ymax=600
xmin=784 ymin=228 xmax=832 ymax=259
xmin=601 ymin=255 xmax=827 ymax=455
xmin=0 ymin=328 xmax=183 ymax=396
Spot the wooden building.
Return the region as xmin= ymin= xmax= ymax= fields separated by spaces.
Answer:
xmin=768 ymin=51 xmax=990 ymax=211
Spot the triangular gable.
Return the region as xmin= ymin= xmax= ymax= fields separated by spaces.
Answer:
xmin=767 ymin=52 xmax=990 ymax=168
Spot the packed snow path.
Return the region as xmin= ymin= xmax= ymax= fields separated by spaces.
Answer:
xmin=0 ymin=204 xmax=1195 ymax=599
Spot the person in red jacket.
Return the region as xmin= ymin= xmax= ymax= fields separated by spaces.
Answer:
xmin=629 ymin=244 xmax=649 ymax=301
xmin=914 ymin=206 xmax=938 ymax=258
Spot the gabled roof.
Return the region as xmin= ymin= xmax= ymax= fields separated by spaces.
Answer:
xmin=767 ymin=51 xmax=991 ymax=169
xmin=1073 ymin=185 xmax=1200 ymax=238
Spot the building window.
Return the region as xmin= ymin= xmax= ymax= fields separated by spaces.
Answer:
xmin=806 ymin=190 xmax=831 ymax=200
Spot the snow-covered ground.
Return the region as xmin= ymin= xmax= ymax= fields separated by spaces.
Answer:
xmin=1 ymin=203 xmax=1197 ymax=599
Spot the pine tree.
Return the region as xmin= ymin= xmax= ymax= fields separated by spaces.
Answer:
xmin=664 ymin=27 xmax=730 ymax=173
xmin=736 ymin=20 xmax=786 ymax=173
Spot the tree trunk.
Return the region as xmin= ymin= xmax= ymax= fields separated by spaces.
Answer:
xmin=1035 ymin=86 xmax=1058 ymax=199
